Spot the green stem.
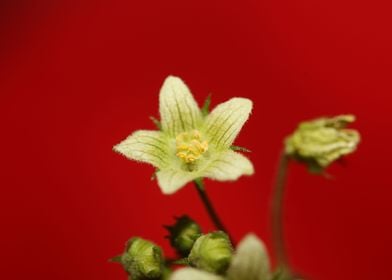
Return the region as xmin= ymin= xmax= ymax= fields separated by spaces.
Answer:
xmin=271 ymin=152 xmax=293 ymax=277
xmin=165 ymin=258 xmax=188 ymax=266
xmin=194 ymin=179 xmax=229 ymax=235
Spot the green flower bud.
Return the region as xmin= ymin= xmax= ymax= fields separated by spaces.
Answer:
xmin=121 ymin=237 xmax=164 ymax=280
xmin=165 ymin=215 xmax=202 ymax=256
xmin=188 ymin=231 xmax=233 ymax=275
xmin=285 ymin=115 xmax=360 ymax=172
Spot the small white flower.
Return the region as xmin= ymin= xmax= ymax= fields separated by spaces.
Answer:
xmin=171 ymin=234 xmax=271 ymax=280
xmin=113 ymin=76 xmax=254 ymax=194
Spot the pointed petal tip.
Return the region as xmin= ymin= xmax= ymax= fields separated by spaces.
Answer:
xmin=111 ymin=136 xmax=135 ymax=157
xmin=237 ymin=232 xmax=269 ymax=259
xmin=241 ymin=233 xmax=262 ymax=244
xmin=236 ymin=161 xmax=254 ymax=177
xmin=160 ymin=75 xmax=189 ymax=96
xmin=162 ymin=75 xmax=184 ymax=86
xmin=160 ymin=186 xmax=176 ymax=195
xmin=227 ymin=233 xmax=271 ymax=280
xmin=112 ymin=142 xmax=124 ymax=155
xmin=245 ymin=163 xmax=255 ymax=176
xmin=229 ymin=96 xmax=253 ymax=104
xmin=112 ymin=130 xmax=168 ymax=169
xmin=231 ymin=97 xmax=253 ymax=113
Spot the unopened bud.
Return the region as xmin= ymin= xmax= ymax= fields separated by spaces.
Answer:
xmin=121 ymin=237 xmax=164 ymax=280
xmin=285 ymin=115 xmax=360 ymax=172
xmin=165 ymin=215 xmax=202 ymax=256
xmin=188 ymin=231 xmax=233 ymax=275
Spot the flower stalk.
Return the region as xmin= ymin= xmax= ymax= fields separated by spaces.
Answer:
xmin=271 ymin=152 xmax=292 ymax=278
xmin=194 ymin=179 xmax=230 ymax=236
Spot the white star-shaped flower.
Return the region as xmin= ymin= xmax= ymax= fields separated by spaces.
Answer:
xmin=114 ymin=76 xmax=254 ymax=194
xmin=171 ymin=234 xmax=271 ymax=280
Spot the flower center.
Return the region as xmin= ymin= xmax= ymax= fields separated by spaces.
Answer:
xmin=176 ymin=130 xmax=208 ymax=163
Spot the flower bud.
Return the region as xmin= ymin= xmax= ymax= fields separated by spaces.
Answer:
xmin=188 ymin=231 xmax=233 ymax=275
xmin=121 ymin=237 xmax=164 ymax=280
xmin=165 ymin=215 xmax=202 ymax=256
xmin=285 ymin=115 xmax=360 ymax=172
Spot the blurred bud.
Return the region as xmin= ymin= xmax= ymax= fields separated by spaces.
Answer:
xmin=188 ymin=231 xmax=233 ymax=275
xmin=165 ymin=215 xmax=202 ymax=256
xmin=272 ymin=266 xmax=294 ymax=280
xmin=285 ymin=115 xmax=360 ymax=172
xmin=121 ymin=237 xmax=164 ymax=280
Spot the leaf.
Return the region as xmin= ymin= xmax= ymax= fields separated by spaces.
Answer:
xmin=150 ymin=116 xmax=162 ymax=130
xmin=201 ymin=94 xmax=212 ymax=117
xmin=230 ymin=145 xmax=251 ymax=153
xmin=109 ymin=255 xmax=123 ymax=263
xmin=151 ymin=171 xmax=157 ymax=181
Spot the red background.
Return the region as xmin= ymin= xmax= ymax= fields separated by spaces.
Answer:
xmin=1 ymin=1 xmax=391 ymax=279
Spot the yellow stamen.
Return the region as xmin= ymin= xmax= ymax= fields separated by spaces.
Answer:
xmin=176 ymin=130 xmax=208 ymax=163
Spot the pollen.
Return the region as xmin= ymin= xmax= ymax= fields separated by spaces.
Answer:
xmin=176 ymin=130 xmax=208 ymax=163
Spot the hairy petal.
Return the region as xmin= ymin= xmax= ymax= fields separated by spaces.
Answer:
xmin=204 ymin=98 xmax=252 ymax=149
xmin=159 ymin=76 xmax=202 ymax=136
xmin=171 ymin=268 xmax=224 ymax=280
xmin=156 ymin=169 xmax=197 ymax=195
xmin=202 ymin=150 xmax=254 ymax=181
xmin=227 ymin=234 xmax=271 ymax=280
xmin=113 ymin=130 xmax=169 ymax=169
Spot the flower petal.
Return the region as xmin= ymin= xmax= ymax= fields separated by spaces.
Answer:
xmin=227 ymin=234 xmax=271 ymax=280
xmin=159 ymin=76 xmax=202 ymax=136
xmin=202 ymin=150 xmax=254 ymax=181
xmin=204 ymin=98 xmax=252 ymax=149
xmin=156 ymin=169 xmax=197 ymax=194
xmin=171 ymin=268 xmax=224 ymax=280
xmin=113 ymin=130 xmax=169 ymax=169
